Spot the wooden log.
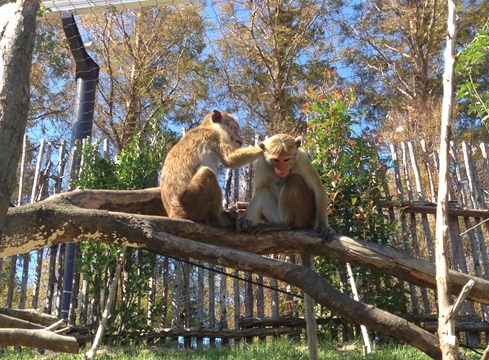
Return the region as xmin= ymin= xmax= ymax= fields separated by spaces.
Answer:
xmin=423 ymin=321 xmax=489 ymax=333
xmin=147 ymin=326 xmax=302 ymax=340
xmin=0 ymin=313 xmax=44 ymax=329
xmin=4 ymin=189 xmax=489 ymax=308
xmin=239 ymin=316 xmax=335 ymax=329
xmin=0 ymin=308 xmax=60 ymax=326
xmin=0 ymin=328 xmax=78 ymax=353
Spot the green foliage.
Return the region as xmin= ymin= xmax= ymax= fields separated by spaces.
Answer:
xmin=302 ymin=72 xmax=408 ymax=322
xmin=71 ymin=119 xmax=169 ymax=190
xmin=70 ymin=119 xmax=170 ymax=335
xmin=1 ymin=340 xmax=440 ymax=359
xmin=456 ymin=24 xmax=489 ymax=126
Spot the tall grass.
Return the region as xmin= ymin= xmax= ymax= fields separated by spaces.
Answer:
xmin=0 ymin=339 xmax=441 ymax=360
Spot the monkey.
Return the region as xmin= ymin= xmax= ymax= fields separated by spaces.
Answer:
xmin=160 ymin=110 xmax=263 ymax=227
xmin=241 ymin=133 xmax=334 ymax=240
xmin=239 ymin=133 xmax=335 ymax=360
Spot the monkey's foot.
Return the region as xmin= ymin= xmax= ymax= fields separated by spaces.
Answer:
xmin=317 ymin=226 xmax=335 ymax=242
xmin=236 ymin=217 xmax=254 ymax=233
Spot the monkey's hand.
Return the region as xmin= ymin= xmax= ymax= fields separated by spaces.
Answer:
xmin=220 ymin=209 xmax=239 ymax=228
xmin=317 ymin=225 xmax=335 ymax=242
xmin=236 ymin=217 xmax=254 ymax=233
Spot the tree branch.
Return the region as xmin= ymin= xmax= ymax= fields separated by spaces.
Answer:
xmin=4 ymin=188 xmax=489 ymax=359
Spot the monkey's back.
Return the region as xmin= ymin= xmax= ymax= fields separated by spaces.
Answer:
xmin=160 ymin=125 xmax=225 ymax=205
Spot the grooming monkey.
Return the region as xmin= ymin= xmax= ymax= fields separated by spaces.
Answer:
xmin=240 ymin=134 xmax=335 ymax=360
xmin=160 ymin=110 xmax=263 ymax=227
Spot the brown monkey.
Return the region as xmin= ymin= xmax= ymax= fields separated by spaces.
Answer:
xmin=240 ymin=134 xmax=334 ymax=360
xmin=160 ymin=110 xmax=263 ymax=227
xmin=242 ymin=134 xmax=334 ymax=240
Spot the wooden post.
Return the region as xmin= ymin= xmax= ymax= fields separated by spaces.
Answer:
xmin=400 ymin=142 xmax=421 ymax=313
xmin=208 ymin=265 xmax=216 ymax=345
xmin=21 ymin=138 xmax=46 ymax=310
xmin=147 ymin=253 xmax=157 ymax=327
xmin=87 ymin=246 xmax=126 ymax=359
xmin=346 ymin=263 xmax=371 ymax=355
xmin=219 ymin=267 xmax=229 ymax=345
xmin=408 ymin=141 xmax=435 ymax=265
xmin=183 ymin=261 xmax=192 ymax=347
xmin=162 ymin=256 xmax=170 ymax=328
xmin=233 ymin=269 xmax=240 ymax=331
xmin=171 ymin=259 xmax=181 ymax=347
xmin=436 ymin=0 xmax=458 ymax=357
xmin=196 ymin=262 xmax=204 ymax=348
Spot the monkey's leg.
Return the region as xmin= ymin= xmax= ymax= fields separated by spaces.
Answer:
xmin=279 ymin=173 xmax=315 ymax=228
xmin=280 ymin=173 xmax=318 ymax=360
xmin=176 ymin=167 xmax=223 ymax=226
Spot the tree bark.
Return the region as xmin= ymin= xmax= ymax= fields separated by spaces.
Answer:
xmin=0 ymin=328 xmax=78 ymax=354
xmin=3 ymin=190 xmax=480 ymax=359
xmin=0 ymin=307 xmax=60 ymax=326
xmin=4 ymin=188 xmax=489 ymax=307
xmin=0 ymin=0 xmax=39 ymax=241
xmin=437 ymin=0 xmax=458 ymax=358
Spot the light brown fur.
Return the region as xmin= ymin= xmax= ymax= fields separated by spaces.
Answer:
xmin=243 ymin=134 xmax=333 ymax=238
xmin=160 ymin=110 xmax=263 ymax=227
xmin=241 ymin=133 xmax=334 ymax=360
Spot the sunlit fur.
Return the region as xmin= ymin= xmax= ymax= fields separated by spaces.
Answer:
xmin=261 ymin=134 xmax=298 ymax=158
xmin=160 ymin=110 xmax=263 ymax=227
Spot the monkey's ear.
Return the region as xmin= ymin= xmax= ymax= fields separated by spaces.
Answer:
xmin=212 ymin=110 xmax=222 ymax=123
xmin=295 ymin=136 xmax=302 ymax=148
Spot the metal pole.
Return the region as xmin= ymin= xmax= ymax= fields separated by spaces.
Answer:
xmin=61 ymin=11 xmax=100 ymax=320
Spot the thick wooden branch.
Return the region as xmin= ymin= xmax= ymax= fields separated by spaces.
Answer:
xmin=4 ymin=188 xmax=489 ymax=358
xmin=0 ymin=307 xmax=60 ymax=327
xmin=0 ymin=313 xmax=44 ymax=329
xmin=0 ymin=329 xmax=78 ymax=354
xmin=0 ymin=189 xmax=447 ymax=358
xmin=4 ymin=188 xmax=489 ymax=307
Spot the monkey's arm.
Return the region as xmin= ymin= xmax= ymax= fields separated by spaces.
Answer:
xmin=299 ymin=153 xmax=335 ymax=241
xmin=220 ymin=145 xmax=264 ymax=169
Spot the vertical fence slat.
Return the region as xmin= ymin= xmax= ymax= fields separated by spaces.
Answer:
xmin=400 ymin=142 xmax=422 ymax=314
xmin=208 ymin=265 xmax=216 ymax=345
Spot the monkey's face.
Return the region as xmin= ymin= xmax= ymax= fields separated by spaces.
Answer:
xmin=228 ymin=120 xmax=243 ymax=149
xmin=269 ymin=154 xmax=294 ymax=179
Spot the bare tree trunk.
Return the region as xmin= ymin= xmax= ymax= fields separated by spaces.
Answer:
xmin=0 ymin=0 xmax=39 ymax=242
xmin=87 ymin=247 xmax=126 ymax=359
xmin=436 ymin=0 xmax=458 ymax=358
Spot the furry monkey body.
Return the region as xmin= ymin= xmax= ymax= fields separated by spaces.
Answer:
xmin=245 ymin=134 xmax=333 ymax=239
xmin=160 ymin=110 xmax=263 ymax=227
xmin=242 ymin=134 xmax=334 ymax=360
